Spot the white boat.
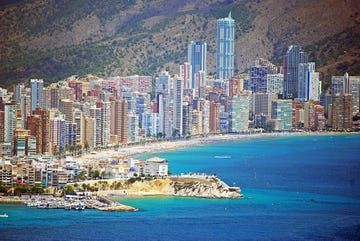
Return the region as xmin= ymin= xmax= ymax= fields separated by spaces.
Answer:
xmin=214 ymin=155 xmax=232 ymax=159
xmin=0 ymin=213 xmax=8 ymax=218
xmin=74 ymin=203 xmax=85 ymax=211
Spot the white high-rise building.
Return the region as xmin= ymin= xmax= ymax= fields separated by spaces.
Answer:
xmin=142 ymin=112 xmax=159 ymax=137
xmin=173 ymin=78 xmax=183 ymax=136
xmin=202 ymin=99 xmax=210 ymax=134
xmin=298 ymin=62 xmax=321 ymax=101
xmin=180 ymin=62 xmax=192 ymax=90
xmin=127 ymin=112 xmax=139 ymax=143
xmin=267 ymin=74 xmax=284 ymax=95
xmin=100 ymin=102 xmax=111 ymax=146
xmin=90 ymin=107 xmax=102 ymax=147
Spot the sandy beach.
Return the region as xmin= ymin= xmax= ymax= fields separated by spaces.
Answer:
xmin=79 ymin=131 xmax=343 ymax=162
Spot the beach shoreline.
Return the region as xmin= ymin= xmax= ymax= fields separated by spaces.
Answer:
xmin=79 ymin=131 xmax=357 ymax=161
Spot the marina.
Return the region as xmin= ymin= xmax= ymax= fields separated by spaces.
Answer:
xmin=23 ymin=193 xmax=137 ymax=212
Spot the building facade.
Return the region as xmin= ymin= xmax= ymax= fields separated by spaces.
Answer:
xmin=216 ymin=12 xmax=235 ymax=80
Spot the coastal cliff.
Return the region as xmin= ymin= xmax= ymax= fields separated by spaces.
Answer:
xmin=94 ymin=175 xmax=243 ymax=199
xmin=168 ymin=176 xmax=243 ymax=199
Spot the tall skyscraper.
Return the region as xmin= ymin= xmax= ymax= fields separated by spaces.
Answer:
xmin=297 ymin=62 xmax=321 ymax=101
xmin=30 ymin=79 xmax=44 ymax=111
xmin=173 ymin=78 xmax=183 ymax=136
xmin=283 ymin=45 xmax=308 ymax=97
xmin=216 ymin=12 xmax=235 ymax=80
xmin=188 ymin=41 xmax=207 ymax=93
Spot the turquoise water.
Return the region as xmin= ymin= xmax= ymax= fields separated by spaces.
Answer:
xmin=1 ymin=134 xmax=360 ymax=240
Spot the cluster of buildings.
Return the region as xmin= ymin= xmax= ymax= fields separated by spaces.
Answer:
xmin=0 ymin=155 xmax=168 ymax=188
xmin=0 ymin=13 xmax=359 ymax=189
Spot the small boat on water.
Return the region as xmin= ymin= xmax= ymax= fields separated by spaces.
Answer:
xmin=214 ymin=155 xmax=232 ymax=159
xmin=0 ymin=213 xmax=8 ymax=218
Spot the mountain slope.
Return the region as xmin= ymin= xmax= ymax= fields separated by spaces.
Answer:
xmin=0 ymin=0 xmax=359 ymax=89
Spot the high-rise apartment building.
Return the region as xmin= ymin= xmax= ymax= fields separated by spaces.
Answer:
xmin=298 ymin=62 xmax=321 ymax=101
xmin=173 ymin=78 xmax=183 ymax=136
xmin=180 ymin=62 xmax=192 ymax=90
xmin=229 ymin=77 xmax=244 ymax=97
xmin=252 ymin=93 xmax=278 ymax=117
xmin=250 ymin=65 xmax=268 ymax=93
xmin=331 ymin=73 xmax=359 ymax=114
xmin=209 ymin=101 xmax=221 ymax=133
xmin=73 ymin=109 xmax=84 ymax=145
xmin=271 ymin=100 xmax=293 ymax=130
xmin=26 ymin=108 xmax=50 ymax=154
xmin=84 ymin=116 xmax=95 ymax=148
xmin=90 ymin=106 xmax=102 ymax=147
xmin=127 ymin=112 xmax=138 ymax=143
xmin=30 ymin=79 xmax=44 ymax=111
xmin=4 ymin=102 xmax=17 ymax=144
xmin=0 ymin=111 xmax=4 ymax=142
xmin=50 ymin=117 xmax=65 ymax=154
xmin=304 ymin=102 xmax=325 ymax=131
xmin=110 ymin=98 xmax=128 ymax=144
xmin=188 ymin=41 xmax=207 ymax=94
xmin=267 ymin=74 xmax=284 ymax=95
xmin=96 ymin=101 xmax=111 ymax=146
xmin=229 ymin=92 xmax=251 ymax=131
xmin=59 ymin=99 xmax=74 ymax=123
xmin=216 ymin=12 xmax=235 ymax=80
xmin=330 ymin=94 xmax=353 ymax=131
xmin=283 ymin=45 xmax=308 ymax=97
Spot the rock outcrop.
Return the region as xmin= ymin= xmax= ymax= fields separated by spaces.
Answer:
xmin=167 ymin=176 xmax=243 ymax=199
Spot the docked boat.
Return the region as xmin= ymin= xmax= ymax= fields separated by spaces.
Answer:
xmin=0 ymin=213 xmax=8 ymax=218
xmin=74 ymin=203 xmax=85 ymax=211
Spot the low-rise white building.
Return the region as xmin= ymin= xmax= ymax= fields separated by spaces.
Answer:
xmin=144 ymin=157 xmax=168 ymax=177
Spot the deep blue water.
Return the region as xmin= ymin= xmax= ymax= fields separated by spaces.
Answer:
xmin=1 ymin=134 xmax=360 ymax=240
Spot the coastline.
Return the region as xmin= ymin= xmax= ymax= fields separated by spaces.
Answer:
xmin=80 ymin=131 xmax=357 ymax=161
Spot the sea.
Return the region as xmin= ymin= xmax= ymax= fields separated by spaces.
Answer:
xmin=1 ymin=134 xmax=360 ymax=241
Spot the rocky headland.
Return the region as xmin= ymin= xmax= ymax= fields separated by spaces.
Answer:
xmin=95 ymin=174 xmax=243 ymax=199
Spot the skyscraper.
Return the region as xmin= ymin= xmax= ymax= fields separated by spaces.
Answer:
xmin=173 ymin=78 xmax=183 ymax=136
xmin=216 ymin=12 xmax=235 ymax=80
xmin=297 ymin=62 xmax=321 ymax=101
xmin=188 ymin=41 xmax=207 ymax=93
xmin=30 ymin=79 xmax=44 ymax=111
xmin=283 ymin=45 xmax=308 ymax=98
